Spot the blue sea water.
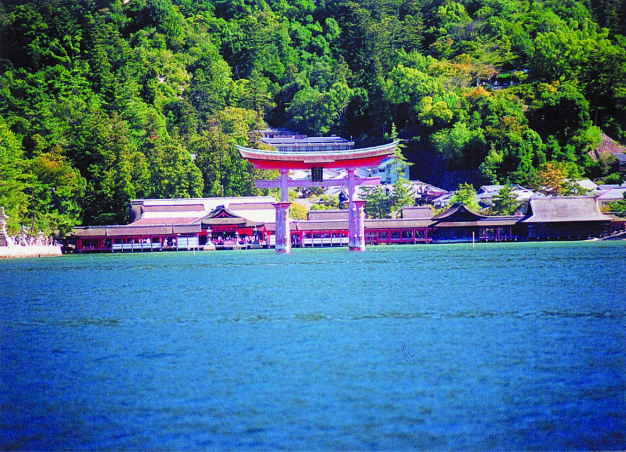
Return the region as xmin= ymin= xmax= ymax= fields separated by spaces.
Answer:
xmin=0 ymin=241 xmax=625 ymax=450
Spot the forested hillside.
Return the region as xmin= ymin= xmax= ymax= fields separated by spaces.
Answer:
xmin=1 ymin=0 xmax=624 ymax=233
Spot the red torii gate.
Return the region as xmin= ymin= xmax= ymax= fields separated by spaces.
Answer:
xmin=237 ymin=141 xmax=398 ymax=253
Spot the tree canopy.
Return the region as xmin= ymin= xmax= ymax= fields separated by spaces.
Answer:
xmin=0 ymin=0 xmax=623 ymax=232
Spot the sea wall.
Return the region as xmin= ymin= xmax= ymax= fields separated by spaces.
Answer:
xmin=0 ymin=245 xmax=63 ymax=259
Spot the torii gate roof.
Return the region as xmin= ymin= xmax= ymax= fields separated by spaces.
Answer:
xmin=237 ymin=141 xmax=398 ymax=169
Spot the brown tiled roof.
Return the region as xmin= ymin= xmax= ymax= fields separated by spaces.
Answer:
xmin=72 ymin=227 xmax=108 ymax=237
xmin=431 ymin=203 xmax=521 ymax=225
xmin=432 ymin=203 xmax=483 ymax=220
xmin=523 ymin=197 xmax=612 ymax=222
xmin=365 ymin=219 xmax=432 ymax=228
xmin=106 ymin=226 xmax=173 ymax=236
xmin=72 ymin=224 xmax=194 ymax=237
xmin=202 ymin=217 xmax=260 ymax=227
xmin=142 ymin=204 xmax=205 ymax=212
xmin=307 ymin=210 xmax=349 ymax=221
xmin=436 ymin=220 xmax=518 ymax=227
xmin=401 ymin=206 xmax=433 ymax=220
xmin=293 ymin=220 xmax=349 ymax=231
xmin=201 ymin=207 xmax=240 ymax=220
xmin=229 ymin=202 xmax=275 ymax=210
xmin=130 ymin=217 xmax=200 ymax=225
xmin=173 ymin=224 xmax=201 ymax=233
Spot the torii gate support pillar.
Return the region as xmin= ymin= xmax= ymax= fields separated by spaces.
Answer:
xmin=349 ymin=200 xmax=366 ymax=251
xmin=273 ymin=201 xmax=291 ymax=254
xmin=346 ymin=169 xmax=366 ymax=251
xmin=274 ymin=169 xmax=291 ymax=253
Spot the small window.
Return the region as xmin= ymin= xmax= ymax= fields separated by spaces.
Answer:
xmin=311 ymin=167 xmax=323 ymax=182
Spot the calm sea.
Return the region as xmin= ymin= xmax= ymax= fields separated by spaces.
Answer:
xmin=1 ymin=242 xmax=624 ymax=450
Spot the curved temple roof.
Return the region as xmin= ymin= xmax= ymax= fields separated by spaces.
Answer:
xmin=237 ymin=141 xmax=398 ymax=169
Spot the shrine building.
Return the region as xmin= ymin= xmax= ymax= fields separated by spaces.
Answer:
xmin=69 ymin=195 xmax=620 ymax=253
xmin=69 ymin=133 xmax=622 ymax=252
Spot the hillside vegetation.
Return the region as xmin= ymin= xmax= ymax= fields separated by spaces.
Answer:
xmin=0 ymin=0 xmax=624 ymax=233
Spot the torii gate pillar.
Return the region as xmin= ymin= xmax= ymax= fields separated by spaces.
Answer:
xmin=346 ymin=169 xmax=366 ymax=251
xmin=349 ymin=200 xmax=366 ymax=251
xmin=274 ymin=169 xmax=291 ymax=253
xmin=273 ymin=202 xmax=291 ymax=253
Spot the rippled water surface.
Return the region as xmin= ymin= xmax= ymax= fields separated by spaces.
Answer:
xmin=1 ymin=242 xmax=625 ymax=450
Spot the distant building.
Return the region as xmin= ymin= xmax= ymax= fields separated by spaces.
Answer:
xmin=617 ymin=154 xmax=626 ymax=173
xmin=360 ymin=157 xmax=410 ymax=184
xmin=70 ymin=195 xmax=622 ymax=252
xmin=477 ymin=184 xmax=536 ymax=209
xmin=258 ymin=128 xmax=305 ymax=139
xmin=521 ymin=197 xmax=612 ymax=240
xmin=571 ymin=178 xmax=598 ymax=193
xmin=596 ymin=187 xmax=626 ymax=209
xmin=430 ymin=204 xmax=521 ymax=243
xmin=74 ymin=196 xmax=276 ymax=252
xmin=260 ymin=129 xmax=354 ymax=152
xmin=432 ymin=192 xmax=453 ymax=209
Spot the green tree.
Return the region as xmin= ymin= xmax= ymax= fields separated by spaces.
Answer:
xmin=362 ymin=185 xmax=391 ymax=219
xmin=310 ymin=194 xmax=340 ymax=210
xmin=449 ymin=182 xmax=480 ymax=212
xmin=28 ymin=148 xmax=86 ymax=234
xmin=1 ymin=0 xmax=625 ymax=232
xmin=390 ymin=178 xmax=415 ymax=218
xmin=489 ymin=184 xmax=521 ymax=215
xmin=144 ymin=137 xmax=203 ymax=198
xmin=289 ymin=201 xmax=309 ymax=220
xmin=192 ymin=107 xmax=263 ymax=197
xmin=531 ymin=161 xmax=589 ymax=196
xmin=287 ymin=81 xmax=355 ymax=135
xmin=607 ymin=192 xmax=626 ymax=217
xmin=0 ymin=117 xmax=30 ymax=232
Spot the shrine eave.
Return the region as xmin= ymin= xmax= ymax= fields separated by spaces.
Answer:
xmin=236 ymin=141 xmax=398 ymax=170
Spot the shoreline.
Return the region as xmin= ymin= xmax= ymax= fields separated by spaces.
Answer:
xmin=0 ymin=245 xmax=63 ymax=259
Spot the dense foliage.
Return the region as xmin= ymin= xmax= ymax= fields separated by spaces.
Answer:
xmin=0 ymin=0 xmax=624 ymax=232
xmin=448 ymin=182 xmax=480 ymax=211
xmin=607 ymin=192 xmax=626 ymax=217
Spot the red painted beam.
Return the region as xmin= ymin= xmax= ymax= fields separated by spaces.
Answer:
xmin=246 ymin=156 xmax=390 ymax=170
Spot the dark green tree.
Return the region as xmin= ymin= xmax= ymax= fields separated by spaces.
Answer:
xmin=489 ymin=184 xmax=521 ymax=215
xmin=449 ymin=182 xmax=480 ymax=212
